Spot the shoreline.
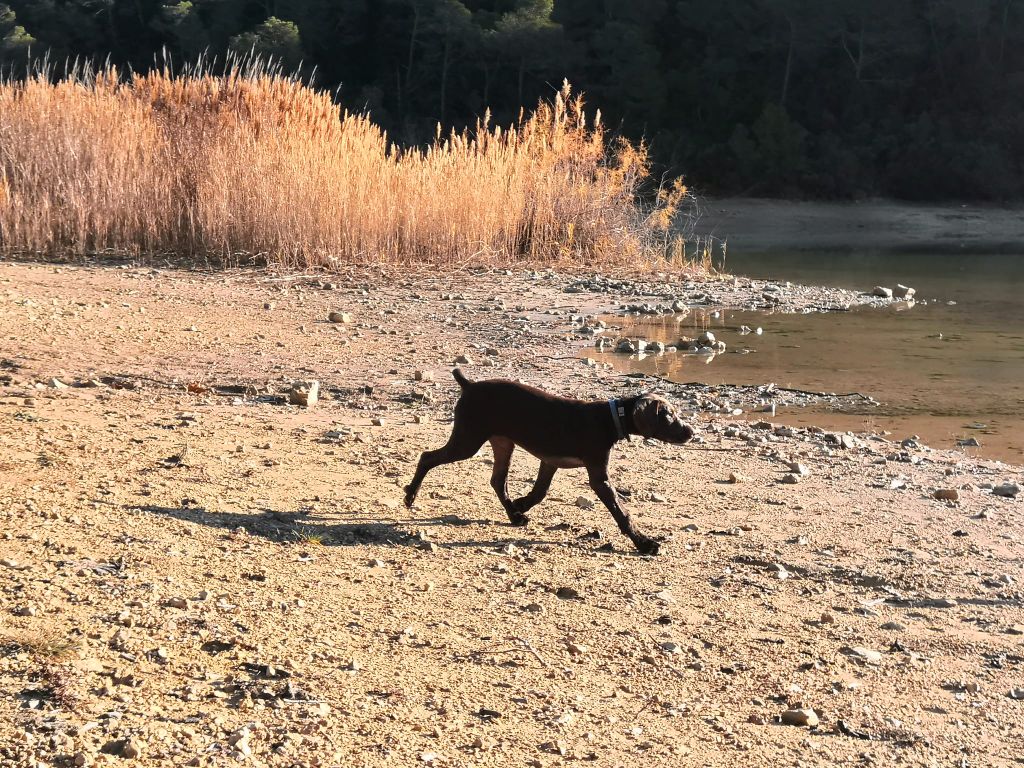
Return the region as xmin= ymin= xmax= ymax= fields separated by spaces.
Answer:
xmin=1 ymin=258 xmax=1019 ymax=471
xmin=1 ymin=257 xmax=1018 ymax=471
xmin=686 ymin=197 xmax=1024 ymax=254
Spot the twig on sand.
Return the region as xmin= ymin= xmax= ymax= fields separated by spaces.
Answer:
xmin=632 ymin=697 xmax=655 ymax=721
xmin=740 ymin=578 xmax=775 ymax=594
xmin=513 ymin=636 xmax=550 ymax=667
xmin=643 ymin=633 xmax=690 ymax=680
xmin=661 ymin=663 xmax=687 ymax=680
xmin=476 ymin=636 xmax=550 ymax=668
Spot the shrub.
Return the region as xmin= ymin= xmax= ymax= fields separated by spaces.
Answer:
xmin=0 ymin=62 xmax=691 ymax=270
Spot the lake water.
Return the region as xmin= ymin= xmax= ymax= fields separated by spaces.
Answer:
xmin=598 ymin=250 xmax=1024 ymax=465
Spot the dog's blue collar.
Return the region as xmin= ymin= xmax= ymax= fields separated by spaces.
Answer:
xmin=609 ymin=399 xmax=627 ymax=440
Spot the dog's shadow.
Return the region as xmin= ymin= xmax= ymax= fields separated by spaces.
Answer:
xmin=129 ymin=504 xmax=564 ymax=550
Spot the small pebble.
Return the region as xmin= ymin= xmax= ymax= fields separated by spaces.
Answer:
xmin=780 ymin=708 xmax=819 ymax=727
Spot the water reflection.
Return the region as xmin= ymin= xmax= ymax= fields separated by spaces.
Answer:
xmin=591 ymin=253 xmax=1024 ymax=465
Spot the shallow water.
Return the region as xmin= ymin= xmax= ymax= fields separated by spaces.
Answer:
xmin=599 ymin=251 xmax=1024 ymax=464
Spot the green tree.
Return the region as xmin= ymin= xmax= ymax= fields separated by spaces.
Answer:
xmin=429 ymin=0 xmax=473 ymax=122
xmin=727 ymin=103 xmax=806 ymax=192
xmin=152 ymin=1 xmax=209 ymax=61
xmin=229 ymin=16 xmax=304 ymax=70
xmin=494 ymin=0 xmax=561 ymax=108
xmin=0 ymin=2 xmax=34 ymax=54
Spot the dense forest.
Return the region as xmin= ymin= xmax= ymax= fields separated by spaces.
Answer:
xmin=2 ymin=0 xmax=1022 ymax=201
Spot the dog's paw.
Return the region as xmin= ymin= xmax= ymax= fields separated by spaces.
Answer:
xmin=635 ymin=537 xmax=661 ymax=556
xmin=508 ymin=513 xmax=531 ymax=527
xmin=403 ymin=485 xmax=417 ymax=508
xmin=511 ymin=497 xmax=531 ymax=514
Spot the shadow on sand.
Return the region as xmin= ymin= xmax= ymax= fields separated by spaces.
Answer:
xmin=128 ymin=503 xmax=569 ymax=550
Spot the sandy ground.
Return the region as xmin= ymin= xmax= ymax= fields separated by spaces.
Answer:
xmin=1 ymin=261 xmax=1023 ymax=768
xmin=686 ymin=198 xmax=1024 ymax=253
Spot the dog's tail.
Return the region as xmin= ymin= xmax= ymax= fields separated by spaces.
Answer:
xmin=452 ymin=368 xmax=472 ymax=388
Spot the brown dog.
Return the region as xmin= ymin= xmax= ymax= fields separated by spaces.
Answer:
xmin=404 ymin=369 xmax=695 ymax=554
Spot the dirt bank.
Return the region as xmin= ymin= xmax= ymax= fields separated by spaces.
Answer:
xmin=1 ymin=261 xmax=1022 ymax=767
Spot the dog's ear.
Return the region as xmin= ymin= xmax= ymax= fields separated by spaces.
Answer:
xmin=631 ymin=396 xmax=666 ymax=438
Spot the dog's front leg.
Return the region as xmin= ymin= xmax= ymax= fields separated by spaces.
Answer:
xmin=586 ymin=463 xmax=661 ymax=555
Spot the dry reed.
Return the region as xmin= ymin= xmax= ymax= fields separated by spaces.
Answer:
xmin=0 ymin=62 xmax=692 ymax=269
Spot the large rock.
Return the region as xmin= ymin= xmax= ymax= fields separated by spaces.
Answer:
xmin=993 ymin=482 xmax=1020 ymax=498
xmin=872 ymin=286 xmax=893 ymax=298
xmin=289 ymin=380 xmax=320 ymax=408
xmin=893 ymin=284 xmax=916 ymax=299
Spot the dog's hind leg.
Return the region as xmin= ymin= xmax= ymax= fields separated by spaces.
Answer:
xmin=511 ymin=461 xmax=557 ymax=519
xmin=404 ymin=424 xmax=487 ymax=508
xmin=489 ymin=437 xmax=530 ymax=526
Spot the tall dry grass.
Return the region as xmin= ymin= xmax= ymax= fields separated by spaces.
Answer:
xmin=0 ymin=62 xmax=690 ymax=269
